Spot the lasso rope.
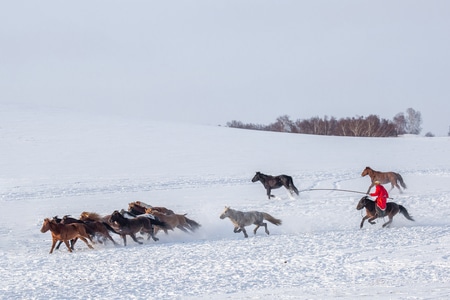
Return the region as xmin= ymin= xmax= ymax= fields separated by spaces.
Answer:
xmin=301 ymin=188 xmax=394 ymax=199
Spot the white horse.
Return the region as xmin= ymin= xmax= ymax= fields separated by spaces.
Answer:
xmin=219 ymin=206 xmax=282 ymax=238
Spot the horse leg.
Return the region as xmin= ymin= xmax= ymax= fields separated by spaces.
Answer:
xmin=121 ymin=234 xmax=127 ymax=246
xmin=107 ymin=235 xmax=119 ymax=246
xmin=360 ymin=216 xmax=369 ymax=229
xmin=103 ymin=231 xmax=119 ymax=246
xmin=96 ymin=234 xmax=103 ymax=244
xmin=233 ymin=226 xmax=242 ymax=233
xmin=147 ymin=227 xmax=159 ymax=242
xmin=55 ymin=240 xmax=63 ymax=250
xmin=367 ymin=183 xmax=375 ymax=194
xmin=49 ymin=238 xmax=58 ymax=254
xmin=70 ymin=238 xmax=78 ymax=250
xmin=253 ymin=225 xmax=260 ymax=235
xmin=368 ymin=216 xmax=377 ymax=225
xmin=63 ymin=240 xmax=73 ymax=252
xmin=129 ymin=233 xmax=143 ymax=245
xmin=393 ymin=181 xmax=403 ymax=193
xmin=266 ymin=188 xmax=272 ymax=199
xmin=241 ymin=227 xmax=248 ymax=238
xmin=382 ymin=216 xmax=394 ymax=228
xmin=260 ymin=222 xmax=269 ymax=235
xmin=78 ymin=237 xmax=94 ymax=249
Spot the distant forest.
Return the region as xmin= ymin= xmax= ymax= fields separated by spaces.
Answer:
xmin=227 ymin=108 xmax=426 ymax=137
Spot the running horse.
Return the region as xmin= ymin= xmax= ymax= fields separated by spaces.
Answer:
xmin=356 ymin=196 xmax=414 ymax=228
xmin=40 ymin=218 xmax=94 ymax=253
xmin=361 ymin=166 xmax=407 ymax=194
xmin=252 ymin=171 xmax=299 ymax=199
xmin=219 ymin=206 xmax=282 ymax=238
xmin=109 ymin=210 xmax=168 ymax=246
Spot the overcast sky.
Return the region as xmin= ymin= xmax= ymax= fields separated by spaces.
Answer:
xmin=1 ymin=1 xmax=449 ymax=135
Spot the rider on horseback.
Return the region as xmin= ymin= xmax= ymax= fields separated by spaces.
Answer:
xmin=369 ymin=181 xmax=389 ymax=217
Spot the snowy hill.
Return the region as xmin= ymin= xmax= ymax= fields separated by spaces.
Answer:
xmin=1 ymin=105 xmax=449 ymax=299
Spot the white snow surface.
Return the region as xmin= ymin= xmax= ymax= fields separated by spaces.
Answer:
xmin=1 ymin=105 xmax=449 ymax=299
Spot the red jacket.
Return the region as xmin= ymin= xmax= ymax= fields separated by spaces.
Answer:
xmin=370 ymin=184 xmax=388 ymax=210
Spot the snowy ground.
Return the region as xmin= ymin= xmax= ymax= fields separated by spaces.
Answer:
xmin=1 ymin=105 xmax=449 ymax=299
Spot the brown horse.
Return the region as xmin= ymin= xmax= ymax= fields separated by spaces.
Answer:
xmin=129 ymin=202 xmax=175 ymax=216
xmin=134 ymin=201 xmax=152 ymax=208
xmin=40 ymin=218 xmax=94 ymax=253
xmin=52 ymin=216 xmax=77 ymax=250
xmin=61 ymin=215 xmax=120 ymax=246
xmin=356 ymin=196 xmax=414 ymax=228
xmin=145 ymin=208 xmax=201 ymax=235
xmin=252 ymin=172 xmax=299 ymax=199
xmin=79 ymin=211 xmax=112 ymax=223
xmin=109 ymin=210 xmax=168 ymax=246
xmin=361 ymin=166 xmax=407 ymax=194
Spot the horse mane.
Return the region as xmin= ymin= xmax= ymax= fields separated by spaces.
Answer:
xmin=80 ymin=211 xmax=102 ymax=221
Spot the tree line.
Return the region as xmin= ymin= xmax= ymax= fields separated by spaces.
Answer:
xmin=227 ymin=108 xmax=424 ymax=137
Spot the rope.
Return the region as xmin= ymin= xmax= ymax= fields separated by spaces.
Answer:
xmin=302 ymin=188 xmax=368 ymax=195
xmin=300 ymin=188 xmax=394 ymax=199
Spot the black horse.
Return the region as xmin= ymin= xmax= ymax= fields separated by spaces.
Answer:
xmin=252 ymin=171 xmax=299 ymax=199
xmin=109 ymin=210 xmax=168 ymax=246
xmin=356 ymin=196 xmax=414 ymax=228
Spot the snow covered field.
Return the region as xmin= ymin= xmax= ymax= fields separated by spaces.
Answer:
xmin=1 ymin=105 xmax=449 ymax=299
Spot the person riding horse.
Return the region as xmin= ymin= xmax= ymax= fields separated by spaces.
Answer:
xmin=369 ymin=180 xmax=389 ymax=217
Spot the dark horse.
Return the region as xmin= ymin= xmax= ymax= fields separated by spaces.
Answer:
xmin=361 ymin=166 xmax=407 ymax=194
xmin=109 ymin=210 xmax=168 ymax=246
xmin=356 ymin=196 xmax=414 ymax=228
xmin=252 ymin=171 xmax=299 ymax=199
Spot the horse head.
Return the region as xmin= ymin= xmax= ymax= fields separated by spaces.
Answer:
xmin=219 ymin=206 xmax=230 ymax=219
xmin=40 ymin=218 xmax=52 ymax=233
xmin=252 ymin=172 xmax=261 ymax=182
xmin=110 ymin=210 xmax=123 ymax=222
xmin=361 ymin=167 xmax=372 ymax=177
xmin=356 ymin=196 xmax=371 ymax=210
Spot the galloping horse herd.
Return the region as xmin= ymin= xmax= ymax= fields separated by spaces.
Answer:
xmin=40 ymin=166 xmax=414 ymax=254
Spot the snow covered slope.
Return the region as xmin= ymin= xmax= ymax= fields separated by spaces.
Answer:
xmin=1 ymin=105 xmax=449 ymax=299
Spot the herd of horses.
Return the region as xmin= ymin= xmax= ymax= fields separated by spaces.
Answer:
xmin=40 ymin=201 xmax=201 ymax=253
xmin=41 ymin=166 xmax=414 ymax=253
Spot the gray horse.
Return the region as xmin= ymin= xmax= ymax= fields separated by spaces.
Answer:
xmin=219 ymin=206 xmax=282 ymax=238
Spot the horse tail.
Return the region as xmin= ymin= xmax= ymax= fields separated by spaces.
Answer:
xmin=185 ymin=217 xmax=201 ymax=231
xmin=102 ymin=222 xmax=120 ymax=235
xmin=398 ymin=205 xmax=414 ymax=221
xmin=290 ymin=181 xmax=299 ymax=195
xmin=396 ymin=173 xmax=407 ymax=189
xmin=262 ymin=213 xmax=282 ymax=226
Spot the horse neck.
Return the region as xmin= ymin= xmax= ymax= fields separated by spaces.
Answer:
xmin=258 ymin=173 xmax=269 ymax=182
xmin=226 ymin=208 xmax=238 ymax=219
xmin=113 ymin=214 xmax=127 ymax=225
xmin=369 ymin=169 xmax=378 ymax=177
xmin=48 ymin=221 xmax=61 ymax=234
xmin=365 ymin=199 xmax=376 ymax=212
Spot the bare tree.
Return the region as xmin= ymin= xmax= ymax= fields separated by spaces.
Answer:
xmin=405 ymin=108 xmax=422 ymax=134
xmin=269 ymin=115 xmax=295 ymax=133
xmin=393 ymin=113 xmax=407 ymax=135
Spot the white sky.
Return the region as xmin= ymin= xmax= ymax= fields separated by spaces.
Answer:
xmin=1 ymin=1 xmax=449 ymax=135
